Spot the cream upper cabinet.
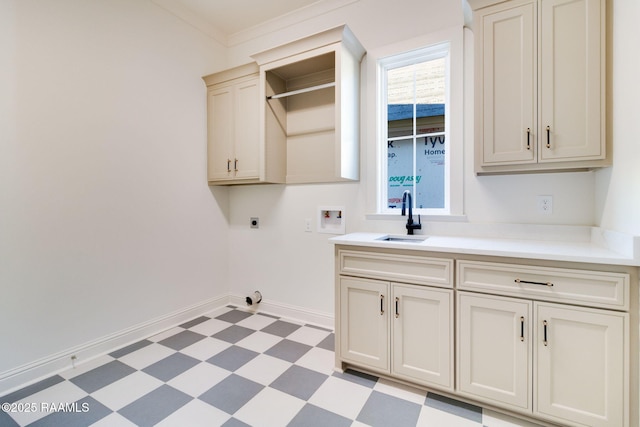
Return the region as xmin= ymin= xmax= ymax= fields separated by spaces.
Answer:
xmin=471 ymin=0 xmax=607 ymax=174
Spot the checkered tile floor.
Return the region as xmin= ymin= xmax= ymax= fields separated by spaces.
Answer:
xmin=1 ymin=306 xmax=541 ymax=427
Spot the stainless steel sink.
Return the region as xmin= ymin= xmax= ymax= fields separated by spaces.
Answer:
xmin=376 ymin=235 xmax=428 ymax=243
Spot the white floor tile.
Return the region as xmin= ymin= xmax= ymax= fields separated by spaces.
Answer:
xmin=308 ymin=376 xmax=373 ymax=420
xmin=178 ymin=336 xmax=231 ymax=361
xmin=117 ymin=343 xmax=175 ymax=370
xmin=90 ymin=371 xmax=163 ymax=411
xmin=295 ymin=347 xmax=335 ymax=374
xmin=234 ymin=354 xmax=291 ymax=386
xmin=155 ymin=399 xmax=231 ymax=427
xmin=89 ymin=412 xmax=139 ymax=426
xmin=167 ymin=362 xmax=230 ymax=397
xmin=417 ymin=406 xmax=481 ymax=427
xmin=235 ymin=313 xmax=278 ymax=330
xmin=235 ymin=330 xmax=282 ymax=353
xmin=374 ymin=377 xmax=426 ymax=405
xmin=10 ymin=380 xmax=88 ymax=426
xmin=234 ymin=387 xmax=306 ymax=427
xmin=286 ymin=326 xmax=332 ymax=347
xmin=188 ymin=318 xmax=235 ymax=336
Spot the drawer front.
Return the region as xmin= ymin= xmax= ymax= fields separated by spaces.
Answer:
xmin=339 ymin=250 xmax=453 ymax=288
xmin=457 ymin=261 xmax=629 ymax=310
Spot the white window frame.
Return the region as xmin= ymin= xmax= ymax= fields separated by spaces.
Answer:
xmin=367 ymin=26 xmax=464 ymax=220
xmin=379 ymin=43 xmax=450 ymax=215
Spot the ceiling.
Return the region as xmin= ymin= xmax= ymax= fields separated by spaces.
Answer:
xmin=151 ymin=0 xmax=352 ymax=45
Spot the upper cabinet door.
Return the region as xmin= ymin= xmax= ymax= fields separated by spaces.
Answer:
xmin=207 ymin=86 xmax=235 ymax=182
xmin=480 ymin=1 xmax=536 ymax=165
xmin=538 ymin=0 xmax=605 ymax=162
xmin=233 ymin=78 xmax=260 ymax=179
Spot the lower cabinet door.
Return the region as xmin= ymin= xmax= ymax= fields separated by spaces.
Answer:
xmin=535 ymin=302 xmax=627 ymax=427
xmin=457 ymin=292 xmax=532 ymax=410
xmin=339 ymin=277 xmax=389 ymax=371
xmin=392 ymin=284 xmax=453 ymax=390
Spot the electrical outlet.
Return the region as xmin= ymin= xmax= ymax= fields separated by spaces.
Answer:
xmin=537 ymin=195 xmax=553 ymax=215
xmin=250 ymin=217 xmax=259 ymax=229
xmin=304 ymin=218 xmax=312 ymax=232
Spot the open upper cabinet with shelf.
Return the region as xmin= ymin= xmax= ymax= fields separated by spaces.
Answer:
xmin=252 ymin=25 xmax=366 ymax=184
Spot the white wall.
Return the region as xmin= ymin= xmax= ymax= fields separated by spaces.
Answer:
xmin=225 ymin=0 xmax=603 ymax=316
xmin=0 ymin=0 xmax=229 ymax=375
xmin=595 ymin=0 xmax=640 ymax=236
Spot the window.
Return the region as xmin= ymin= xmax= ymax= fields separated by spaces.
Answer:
xmin=373 ymin=28 xmax=463 ymax=219
xmin=380 ymin=43 xmax=450 ymax=214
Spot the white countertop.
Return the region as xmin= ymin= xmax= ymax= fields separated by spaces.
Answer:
xmin=330 ymin=227 xmax=640 ymax=267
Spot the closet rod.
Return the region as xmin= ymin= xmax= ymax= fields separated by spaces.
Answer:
xmin=267 ymin=82 xmax=335 ymax=100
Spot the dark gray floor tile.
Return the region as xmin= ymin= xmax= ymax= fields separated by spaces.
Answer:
xmin=0 ymin=410 xmax=19 ymax=427
xmin=1 ymin=375 xmax=64 ymax=404
xmin=357 ymin=391 xmax=421 ymax=427
xmin=216 ymin=310 xmax=254 ymax=324
xmin=287 ymin=403 xmax=352 ymax=427
xmin=264 ymin=339 xmax=312 ymax=363
xmin=425 ymin=392 xmax=483 ymax=423
xmin=199 ymin=374 xmax=263 ymax=415
xmin=213 ymin=325 xmax=256 ymax=344
xmin=222 ymin=417 xmax=252 ymax=427
xmin=206 ymin=346 xmax=259 ymax=372
xmin=316 ymin=333 xmax=335 ymax=351
xmin=332 ymin=369 xmax=378 ymax=388
xmin=69 ymin=360 xmax=136 ymax=393
xmin=269 ymin=365 xmax=328 ymax=401
xmin=27 ymin=396 xmax=111 ymax=427
xmin=158 ymin=330 xmax=206 ymax=351
xmin=261 ymin=320 xmax=301 ymax=337
xmin=179 ymin=315 xmax=211 ymax=329
xmin=109 ymin=340 xmax=152 ymax=358
xmin=118 ymin=384 xmax=191 ymax=426
xmin=142 ymin=353 xmax=200 ymax=382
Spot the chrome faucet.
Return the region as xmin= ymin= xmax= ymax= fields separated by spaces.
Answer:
xmin=401 ymin=190 xmax=422 ymax=235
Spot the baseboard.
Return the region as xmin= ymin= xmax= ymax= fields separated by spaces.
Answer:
xmin=0 ymin=294 xmax=230 ymax=397
xmin=228 ymin=293 xmax=334 ymax=330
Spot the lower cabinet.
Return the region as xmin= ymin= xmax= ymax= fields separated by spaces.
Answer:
xmin=339 ymin=276 xmax=453 ymax=390
xmin=457 ymin=291 xmax=628 ymax=427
